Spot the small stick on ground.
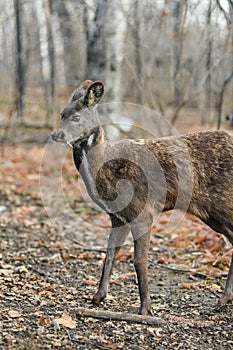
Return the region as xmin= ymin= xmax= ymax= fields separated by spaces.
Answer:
xmin=76 ymin=307 xmax=165 ymax=325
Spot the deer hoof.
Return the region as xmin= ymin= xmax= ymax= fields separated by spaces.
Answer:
xmin=139 ymin=301 xmax=153 ymax=316
xmin=92 ymin=291 xmax=107 ymax=306
xmin=218 ymin=294 xmax=233 ymax=308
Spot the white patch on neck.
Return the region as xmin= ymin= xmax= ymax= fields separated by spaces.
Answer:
xmin=66 ymin=141 xmax=73 ymax=148
xmin=87 ymin=133 xmax=95 ymax=146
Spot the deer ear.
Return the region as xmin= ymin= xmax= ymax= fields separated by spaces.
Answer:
xmin=85 ymin=81 xmax=105 ymax=107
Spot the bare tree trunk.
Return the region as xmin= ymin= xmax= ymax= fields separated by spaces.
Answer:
xmin=49 ymin=1 xmax=65 ymax=85
xmin=216 ymin=0 xmax=233 ymax=129
xmin=133 ymin=0 xmax=142 ymax=104
xmin=205 ymin=0 xmax=212 ymax=124
xmin=46 ymin=0 xmax=55 ymax=120
xmin=35 ymin=0 xmax=55 ymax=123
xmin=106 ymin=0 xmax=127 ymax=101
xmin=14 ymin=0 xmax=24 ymax=120
xmin=86 ymin=0 xmax=108 ymax=81
xmin=173 ymin=0 xmax=183 ymax=108
xmin=56 ymin=0 xmax=79 ymax=86
xmin=103 ymin=0 xmax=128 ymax=138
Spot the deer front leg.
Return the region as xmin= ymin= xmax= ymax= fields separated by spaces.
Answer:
xmin=132 ymin=228 xmax=152 ymax=316
xmin=92 ymin=216 xmax=130 ymax=306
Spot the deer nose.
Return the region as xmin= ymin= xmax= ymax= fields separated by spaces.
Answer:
xmin=51 ymin=131 xmax=65 ymax=142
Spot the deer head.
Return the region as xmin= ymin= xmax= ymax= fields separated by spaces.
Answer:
xmin=51 ymin=80 xmax=105 ymax=146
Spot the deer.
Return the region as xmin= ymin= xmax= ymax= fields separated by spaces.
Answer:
xmin=51 ymin=80 xmax=233 ymax=315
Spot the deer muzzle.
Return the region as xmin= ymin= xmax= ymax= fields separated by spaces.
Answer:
xmin=51 ymin=130 xmax=66 ymax=143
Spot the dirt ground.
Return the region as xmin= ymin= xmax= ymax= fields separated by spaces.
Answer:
xmin=1 ymin=127 xmax=233 ymax=350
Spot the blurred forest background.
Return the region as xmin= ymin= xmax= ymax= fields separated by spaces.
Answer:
xmin=0 ymin=0 xmax=232 ymax=131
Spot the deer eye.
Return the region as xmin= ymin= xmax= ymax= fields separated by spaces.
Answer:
xmin=71 ymin=114 xmax=81 ymax=122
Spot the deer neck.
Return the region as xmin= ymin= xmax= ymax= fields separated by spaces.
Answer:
xmin=72 ymin=125 xmax=106 ymax=210
xmin=72 ymin=126 xmax=105 ymax=170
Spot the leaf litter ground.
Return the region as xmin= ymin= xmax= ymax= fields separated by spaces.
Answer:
xmin=0 ymin=132 xmax=233 ymax=349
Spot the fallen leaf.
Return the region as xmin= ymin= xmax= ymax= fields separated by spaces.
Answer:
xmin=1 ymin=264 xmax=13 ymax=269
xmin=15 ymin=266 xmax=28 ymax=274
xmin=39 ymin=314 xmax=47 ymax=326
xmin=82 ymin=279 xmax=96 ymax=286
xmin=8 ymin=310 xmax=22 ymax=318
xmin=112 ymin=272 xmax=136 ymax=283
xmin=79 ymin=252 xmax=94 ymax=260
xmin=0 ymin=269 xmax=14 ymax=276
xmin=53 ymin=310 xmax=77 ymax=329
xmin=116 ymin=248 xmax=133 ymax=261
xmin=53 ymin=340 xmax=62 ymax=347
xmin=179 ymin=281 xmax=206 ymax=290
xmin=159 ymin=217 xmax=169 ymax=224
xmin=21 ymin=206 xmax=29 ymax=212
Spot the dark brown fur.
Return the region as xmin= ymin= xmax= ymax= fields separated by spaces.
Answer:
xmin=52 ymin=80 xmax=233 ymax=315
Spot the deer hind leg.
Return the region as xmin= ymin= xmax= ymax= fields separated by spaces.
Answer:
xmin=220 ymin=251 xmax=233 ymax=307
xmin=205 ymin=215 xmax=233 ymax=307
xmin=218 ymin=227 xmax=233 ymax=307
xmin=92 ymin=216 xmax=130 ymax=306
xmin=131 ymin=227 xmax=152 ymax=316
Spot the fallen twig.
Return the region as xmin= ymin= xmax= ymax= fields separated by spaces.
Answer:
xmin=76 ymin=307 xmax=165 ymax=325
xmin=66 ymin=236 xmax=84 ymax=246
xmin=75 ymin=307 xmax=215 ymax=329
xmin=83 ymin=247 xmax=107 ymax=253
xmin=68 ymin=336 xmax=111 ymax=350
xmin=153 ymin=262 xmax=207 ymax=279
